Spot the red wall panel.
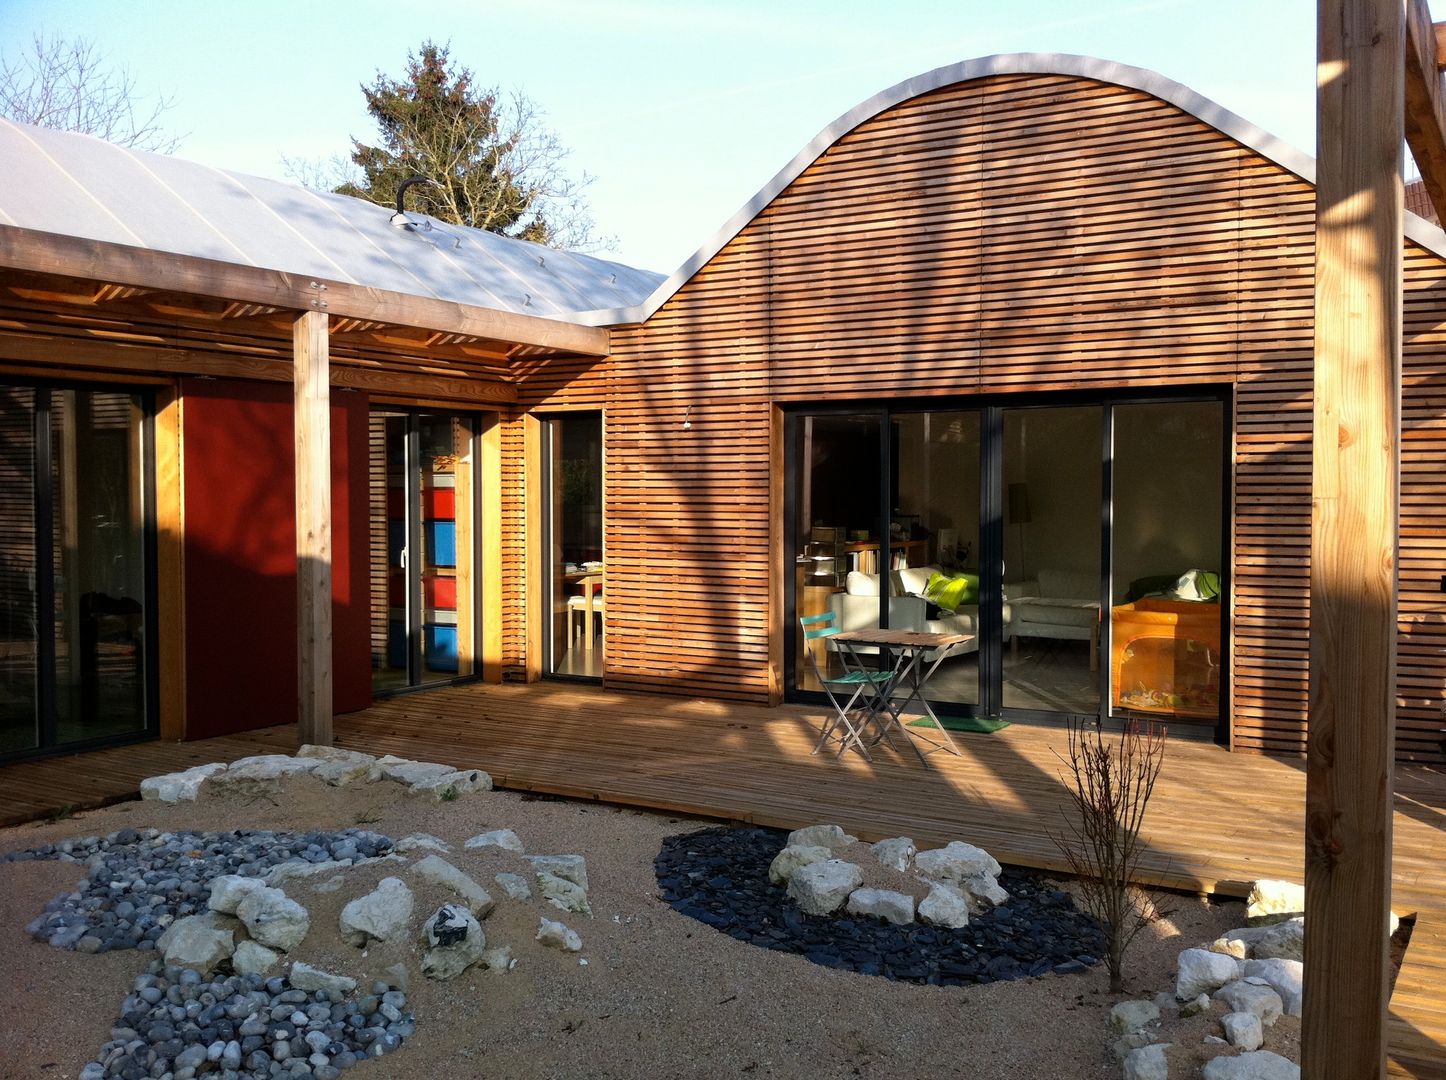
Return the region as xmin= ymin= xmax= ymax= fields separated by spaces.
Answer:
xmin=181 ymin=379 xmax=370 ymax=739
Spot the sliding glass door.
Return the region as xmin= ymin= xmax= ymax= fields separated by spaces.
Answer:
xmin=784 ymin=394 xmax=1227 ymax=733
xmin=541 ymin=413 xmax=605 ymax=679
xmin=1 ymin=383 xmax=154 ymax=762
xmin=370 ymin=409 xmax=478 ymax=694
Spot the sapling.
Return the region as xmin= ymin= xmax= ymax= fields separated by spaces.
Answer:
xmin=1052 ymin=717 xmax=1167 ymax=992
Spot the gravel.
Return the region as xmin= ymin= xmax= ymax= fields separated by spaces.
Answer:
xmin=79 ymin=961 xmax=410 ymax=1079
xmin=7 ymin=829 xmax=393 ymax=955
xmin=655 ymin=825 xmax=1107 ymax=984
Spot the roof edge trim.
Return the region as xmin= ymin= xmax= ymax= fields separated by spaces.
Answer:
xmin=575 ymin=51 xmax=1446 ymax=327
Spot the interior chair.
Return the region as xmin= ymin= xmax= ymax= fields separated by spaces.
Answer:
xmin=566 ymin=574 xmax=604 ymax=651
xmin=799 ymin=611 xmax=896 ymax=760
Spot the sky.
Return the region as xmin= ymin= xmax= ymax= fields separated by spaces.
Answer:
xmin=1 ymin=0 xmax=1320 ymax=275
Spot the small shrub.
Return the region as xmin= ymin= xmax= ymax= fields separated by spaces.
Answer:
xmin=1052 ymin=717 xmax=1166 ymax=992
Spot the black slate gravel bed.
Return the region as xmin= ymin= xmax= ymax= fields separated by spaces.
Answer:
xmin=655 ymin=826 xmax=1106 ymax=986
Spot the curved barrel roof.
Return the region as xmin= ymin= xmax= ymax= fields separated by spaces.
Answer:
xmin=572 ymin=52 xmax=1446 ymax=327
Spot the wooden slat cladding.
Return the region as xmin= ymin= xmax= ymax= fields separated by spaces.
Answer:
xmin=504 ymin=72 xmax=1446 ymax=761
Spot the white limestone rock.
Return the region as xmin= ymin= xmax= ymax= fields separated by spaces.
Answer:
xmin=410 ymin=854 xmax=495 ymax=916
xmin=1111 ymin=1029 xmax=1159 ymax=1062
xmin=845 ymin=888 xmax=915 ymax=926
xmin=1214 ymin=980 xmax=1284 ymax=1027
xmin=1249 ymin=918 xmax=1304 ymax=961
xmin=537 ymin=871 xmax=591 ymax=915
xmin=786 ymin=859 xmax=863 ymax=916
xmin=1242 ymin=958 xmax=1303 ymax=1017
xmin=913 ymin=842 xmax=1002 ymax=885
xmin=785 ymin=824 xmax=858 ymax=851
xmin=524 ymin=854 xmax=588 ymax=891
xmin=917 ymin=882 xmax=971 ymax=929
xmin=207 ymin=875 xmax=268 ymax=915
xmin=481 ymin=945 xmax=515 ymax=972
xmin=140 ymin=762 xmax=228 ymax=803
xmin=1201 ymin=1050 xmax=1301 ymax=1080
xmin=767 ymin=844 xmax=834 ymax=886
xmin=296 ymin=745 xmax=381 ymax=786
xmin=288 ymin=961 xmax=357 ymax=995
xmin=1222 ymin=1011 xmax=1264 ymax=1052
xmin=235 ymin=886 xmax=310 ymax=952
xmin=157 ymin=912 xmax=237 ymax=972
xmin=465 ymin=828 xmax=524 ymax=853
xmin=230 ymin=940 xmax=280 ymax=977
xmin=421 ymin=903 xmax=487 ymax=980
xmin=536 ymin=917 xmax=583 ymax=952
xmin=1110 ymin=999 xmax=1161 ymax=1036
xmin=1180 ymin=993 xmax=1212 ymax=1018
xmin=870 ymin=837 xmax=916 ymax=871
xmin=339 ymin=877 xmax=415 ymax=946
xmin=212 ymin=755 xmax=319 ymax=784
xmin=1177 ymin=947 xmax=1244 ymax=1000
xmin=494 ymin=872 xmax=532 ymax=900
xmin=957 ymin=874 xmax=1010 ymax=908
xmin=376 ymin=755 xmax=457 ymax=785
xmin=410 ymin=768 xmax=492 ymax=798
xmin=394 ymin=833 xmax=452 ymax=854
xmin=1209 ymin=936 xmax=1250 ymax=960
xmin=1245 ymin=879 xmax=1306 ymax=922
xmin=1122 ymin=1043 xmax=1170 ymax=1080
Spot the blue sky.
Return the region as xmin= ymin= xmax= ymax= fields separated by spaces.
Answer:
xmin=2 ymin=0 xmax=1317 ymax=273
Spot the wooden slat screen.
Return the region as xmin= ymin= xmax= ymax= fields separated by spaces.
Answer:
xmin=506 ymin=72 xmax=1446 ymax=762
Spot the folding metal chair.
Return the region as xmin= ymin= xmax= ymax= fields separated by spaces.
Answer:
xmin=799 ymin=612 xmax=896 ymax=760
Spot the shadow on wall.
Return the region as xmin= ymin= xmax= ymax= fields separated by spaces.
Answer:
xmin=179 ymin=377 xmax=370 ymax=740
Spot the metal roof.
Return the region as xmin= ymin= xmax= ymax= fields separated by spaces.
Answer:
xmin=571 ymin=52 xmax=1446 ymax=327
xmin=0 ymin=117 xmax=663 ymax=320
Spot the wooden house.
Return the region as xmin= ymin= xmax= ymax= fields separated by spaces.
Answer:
xmin=1 ymin=53 xmax=1442 ymax=766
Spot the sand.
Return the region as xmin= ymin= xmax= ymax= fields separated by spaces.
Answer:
xmin=0 ymin=776 xmax=1258 ymax=1080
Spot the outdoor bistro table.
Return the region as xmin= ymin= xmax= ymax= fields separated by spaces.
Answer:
xmin=829 ymin=629 xmax=973 ymax=766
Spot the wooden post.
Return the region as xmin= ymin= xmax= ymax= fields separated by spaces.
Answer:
xmin=294 ymin=309 xmax=333 ymax=746
xmin=1307 ymin=1 xmax=1401 ymax=1077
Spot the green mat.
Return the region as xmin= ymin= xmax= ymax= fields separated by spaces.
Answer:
xmin=908 ymin=715 xmax=1011 ymax=734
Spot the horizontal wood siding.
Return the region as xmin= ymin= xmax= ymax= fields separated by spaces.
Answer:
xmin=509 ymin=72 xmax=1446 ymax=762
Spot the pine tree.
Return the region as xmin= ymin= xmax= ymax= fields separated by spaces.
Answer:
xmin=334 ymin=41 xmax=595 ymax=248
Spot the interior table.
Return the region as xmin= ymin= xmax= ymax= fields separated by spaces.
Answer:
xmin=830 ymin=629 xmax=974 ymax=765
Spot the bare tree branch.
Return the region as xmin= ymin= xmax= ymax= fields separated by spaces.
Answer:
xmin=0 ymin=33 xmax=181 ymax=152
xmin=1051 ymin=717 xmax=1169 ymax=993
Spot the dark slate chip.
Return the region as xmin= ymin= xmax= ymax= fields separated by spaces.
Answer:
xmin=655 ymin=824 xmax=1104 ymax=987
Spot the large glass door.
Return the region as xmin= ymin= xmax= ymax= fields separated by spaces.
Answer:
xmin=1001 ymin=405 xmax=1104 ymax=716
xmin=541 ymin=413 xmax=605 ymax=678
xmin=370 ymin=409 xmax=478 ymax=694
xmin=785 ymin=395 xmax=1227 ymax=733
xmin=1 ymin=383 xmax=154 ymax=762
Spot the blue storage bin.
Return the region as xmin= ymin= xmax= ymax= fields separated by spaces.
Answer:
xmin=424 ymin=624 xmax=458 ymax=672
xmin=426 ymin=520 xmax=456 ymax=568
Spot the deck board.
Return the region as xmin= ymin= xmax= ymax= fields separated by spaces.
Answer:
xmin=0 ymin=681 xmax=1442 ymax=1076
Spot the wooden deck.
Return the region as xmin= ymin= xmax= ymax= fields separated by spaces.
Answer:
xmin=1 ymin=681 xmax=1443 ymax=1076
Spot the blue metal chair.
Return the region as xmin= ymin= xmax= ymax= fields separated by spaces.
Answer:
xmin=799 ymin=612 xmax=896 ymax=760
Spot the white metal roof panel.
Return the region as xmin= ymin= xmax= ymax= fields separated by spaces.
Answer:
xmin=0 ymin=117 xmax=662 ymax=319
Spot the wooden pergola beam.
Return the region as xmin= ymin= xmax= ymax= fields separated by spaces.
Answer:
xmin=294 ymin=310 xmax=332 ymax=747
xmin=0 ymin=225 xmax=611 ymax=357
xmin=1306 ymin=1 xmax=1402 ymax=1077
xmin=1404 ymin=0 xmax=1446 ymax=221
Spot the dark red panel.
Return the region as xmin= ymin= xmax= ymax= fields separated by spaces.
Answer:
xmin=181 ymin=379 xmax=371 ymax=739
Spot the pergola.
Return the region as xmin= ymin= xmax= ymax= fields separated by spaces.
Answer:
xmin=1309 ymin=0 xmax=1445 ymax=1075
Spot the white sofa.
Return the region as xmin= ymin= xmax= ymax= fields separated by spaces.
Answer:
xmin=1007 ymin=568 xmax=1102 ymax=670
xmin=826 ymin=565 xmax=1012 ymax=654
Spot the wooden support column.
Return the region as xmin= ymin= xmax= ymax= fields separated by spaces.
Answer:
xmin=294 ymin=309 xmax=333 ymax=746
xmin=1307 ymin=1 xmax=1401 ymax=1077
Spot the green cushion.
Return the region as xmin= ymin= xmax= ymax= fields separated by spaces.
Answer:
xmin=923 ymin=571 xmax=980 ymax=613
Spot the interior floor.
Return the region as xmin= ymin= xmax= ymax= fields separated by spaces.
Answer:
xmin=553 ymin=632 xmax=604 ymax=679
